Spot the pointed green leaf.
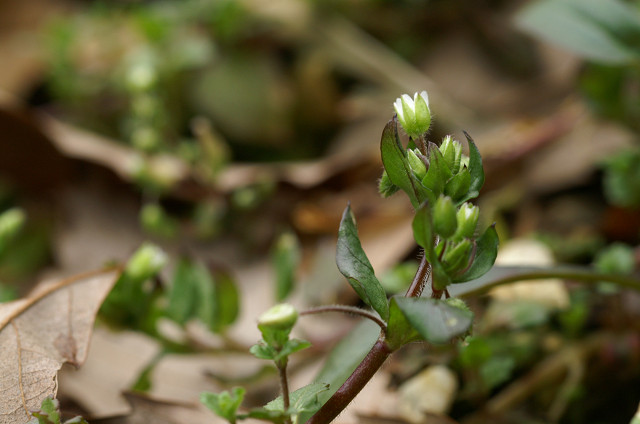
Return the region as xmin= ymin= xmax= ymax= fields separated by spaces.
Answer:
xmin=275 ymin=338 xmax=312 ymax=361
xmin=271 ymin=231 xmax=301 ymax=301
xmin=391 ymin=297 xmax=473 ymax=344
xmin=167 ymin=258 xmax=199 ymax=325
xmin=386 ymin=297 xmax=421 ymax=349
xmin=380 ymin=119 xmax=425 ymax=207
xmin=412 ymin=202 xmax=436 ymax=262
xmin=201 ymin=387 xmax=245 ymax=424
xmin=336 ymin=205 xmax=389 ymax=320
xmin=265 ymin=382 xmax=330 ymax=424
xmin=453 ymin=225 xmax=499 ymax=283
xmin=250 ymin=342 xmax=278 ymax=360
xmin=464 ymin=132 xmax=485 ymax=199
xmin=212 ymin=269 xmax=240 ymax=331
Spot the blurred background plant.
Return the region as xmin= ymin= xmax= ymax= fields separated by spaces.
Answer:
xmin=0 ymin=0 xmax=639 ymax=423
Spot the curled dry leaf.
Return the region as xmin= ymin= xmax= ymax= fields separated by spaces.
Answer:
xmin=0 ymin=268 xmax=120 ymax=424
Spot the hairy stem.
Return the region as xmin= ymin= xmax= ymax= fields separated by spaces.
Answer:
xmin=277 ymin=359 xmax=292 ymax=424
xmin=306 ymin=339 xmax=392 ymax=424
xmin=405 ymin=253 xmax=431 ymax=298
xmin=307 ymin=254 xmax=432 ymax=424
xmin=300 ymin=305 xmax=387 ymax=331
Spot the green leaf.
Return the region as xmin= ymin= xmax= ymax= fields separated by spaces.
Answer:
xmin=453 ymin=225 xmax=499 ymax=283
xmin=390 ymin=297 xmax=473 ymax=344
xmin=245 ymin=408 xmax=287 ymax=423
xmin=167 ymin=258 xmax=199 ymax=325
xmin=515 ymin=0 xmax=640 ymax=64
xmin=201 ymin=387 xmax=245 ymax=424
xmin=193 ymin=262 xmax=218 ymax=332
xmin=276 ymin=338 xmax=311 ymax=361
xmin=386 ymin=297 xmax=421 ymax=349
xmin=463 ymin=132 xmax=484 ymax=200
xmin=412 ymin=202 xmax=435 ymax=260
xmin=380 ymin=119 xmax=425 ymax=207
xmin=166 ymin=260 xmax=239 ymax=333
xmin=212 ymin=269 xmax=240 ymax=331
xmin=265 ymin=382 xmax=330 ymax=423
xmin=271 ymin=231 xmax=301 ymax=301
xmin=336 ymin=205 xmax=389 ymax=320
xmin=249 ymin=342 xmax=278 ymax=360
xmin=298 ymin=320 xmax=380 ymax=423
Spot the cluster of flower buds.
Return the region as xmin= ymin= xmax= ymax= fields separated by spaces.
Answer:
xmin=433 ymin=196 xmax=480 ymax=275
xmin=380 ymin=91 xmax=498 ymax=291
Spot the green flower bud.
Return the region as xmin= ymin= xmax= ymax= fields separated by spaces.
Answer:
xmin=453 ymin=203 xmax=479 ymax=241
xmin=443 ymin=239 xmax=472 ymax=274
xmin=125 ymin=242 xmax=168 ymax=283
xmin=0 ymin=208 xmax=25 ymax=249
xmin=433 ymin=196 xmax=457 ymax=239
xmin=393 ymin=91 xmax=431 ymax=138
xmin=439 ymin=136 xmax=463 ymax=174
xmin=258 ymin=303 xmax=298 ymax=348
xmin=378 ymin=170 xmax=400 ymax=197
xmin=407 ymin=149 xmax=427 ymax=180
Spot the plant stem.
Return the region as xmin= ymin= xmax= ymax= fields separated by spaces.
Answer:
xmin=277 ymin=359 xmax=292 ymax=424
xmin=307 ymin=255 xmax=432 ymax=424
xmin=306 ymin=338 xmax=392 ymax=424
xmin=300 ymin=305 xmax=387 ymax=331
xmin=405 ymin=253 xmax=431 ymax=298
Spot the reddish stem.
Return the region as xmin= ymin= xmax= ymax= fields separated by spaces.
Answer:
xmin=306 ymin=339 xmax=392 ymax=424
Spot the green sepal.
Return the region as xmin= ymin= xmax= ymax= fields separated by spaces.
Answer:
xmin=336 ymin=205 xmax=389 ymax=320
xmin=387 ymin=296 xmax=473 ymax=346
xmin=445 ymin=167 xmax=472 ymax=203
xmin=422 ymin=143 xmax=453 ymax=203
xmin=453 ymin=224 xmax=499 ymax=283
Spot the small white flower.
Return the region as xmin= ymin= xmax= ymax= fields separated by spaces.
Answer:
xmin=393 ymin=91 xmax=431 ymax=137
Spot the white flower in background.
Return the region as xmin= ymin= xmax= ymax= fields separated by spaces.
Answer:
xmin=393 ymin=91 xmax=431 ymax=138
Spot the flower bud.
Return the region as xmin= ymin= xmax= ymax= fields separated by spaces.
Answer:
xmin=453 ymin=203 xmax=479 ymax=241
xmin=433 ymin=196 xmax=457 ymax=239
xmin=407 ymin=149 xmax=427 ymax=180
xmin=125 ymin=242 xmax=168 ymax=283
xmin=393 ymin=91 xmax=431 ymax=138
xmin=443 ymin=240 xmax=472 ymax=274
xmin=258 ymin=303 xmax=298 ymax=348
xmin=439 ymin=136 xmax=463 ymax=174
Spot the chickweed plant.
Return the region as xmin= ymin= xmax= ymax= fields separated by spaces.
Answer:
xmin=200 ymin=90 xmax=499 ymax=424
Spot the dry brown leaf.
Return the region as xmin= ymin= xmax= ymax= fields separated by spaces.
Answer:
xmin=0 ymin=268 xmax=120 ymax=424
